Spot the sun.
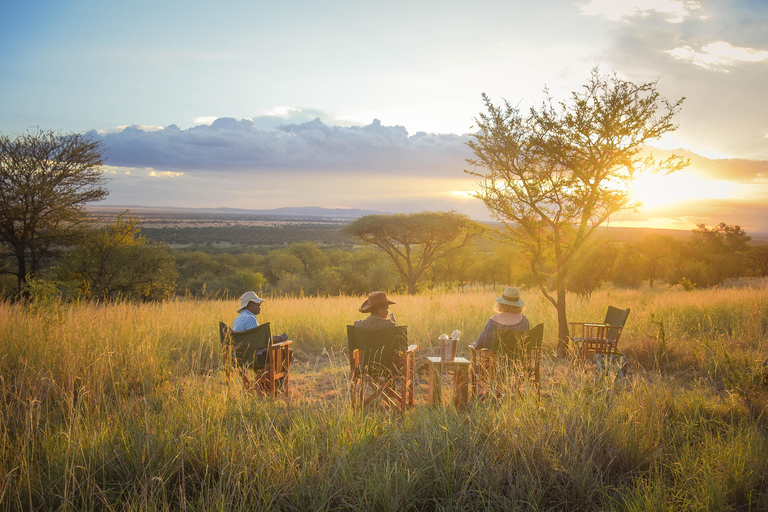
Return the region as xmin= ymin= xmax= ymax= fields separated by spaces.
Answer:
xmin=631 ymin=171 xmax=741 ymax=209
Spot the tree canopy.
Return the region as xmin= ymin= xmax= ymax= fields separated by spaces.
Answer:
xmin=465 ymin=69 xmax=688 ymax=354
xmin=0 ymin=130 xmax=109 ymax=296
xmin=59 ymin=212 xmax=177 ymax=302
xmin=343 ymin=211 xmax=483 ymax=294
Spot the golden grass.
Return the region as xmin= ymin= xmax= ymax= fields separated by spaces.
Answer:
xmin=2 ymin=282 xmax=768 ymax=510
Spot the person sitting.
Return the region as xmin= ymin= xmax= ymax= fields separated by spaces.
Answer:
xmin=232 ymin=290 xmax=291 ymax=370
xmin=470 ymin=286 xmax=530 ymax=350
xmin=354 ymin=291 xmax=398 ymax=331
xmin=232 ymin=290 xmax=264 ymax=332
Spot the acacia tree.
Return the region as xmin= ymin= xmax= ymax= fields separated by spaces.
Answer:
xmin=59 ymin=212 xmax=177 ymax=302
xmin=466 ymin=69 xmax=688 ymax=354
xmin=343 ymin=211 xmax=483 ymax=294
xmin=0 ymin=130 xmax=108 ymax=295
xmin=683 ymin=222 xmax=751 ymax=286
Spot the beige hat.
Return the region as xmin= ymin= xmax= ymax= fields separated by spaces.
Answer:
xmin=359 ymin=291 xmax=395 ymax=313
xmin=237 ymin=291 xmax=265 ymax=312
xmin=495 ymin=286 xmax=525 ymax=307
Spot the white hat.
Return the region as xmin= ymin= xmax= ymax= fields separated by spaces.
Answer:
xmin=495 ymin=286 xmax=525 ymax=307
xmin=237 ymin=291 xmax=265 ymax=312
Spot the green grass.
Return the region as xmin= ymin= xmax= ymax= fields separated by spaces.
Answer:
xmin=2 ymin=284 xmax=768 ymax=510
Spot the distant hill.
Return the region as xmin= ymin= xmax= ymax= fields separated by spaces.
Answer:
xmin=216 ymin=206 xmax=389 ymax=219
xmin=88 ymin=204 xmax=768 ymax=246
xmin=88 ymin=204 xmax=388 ymax=220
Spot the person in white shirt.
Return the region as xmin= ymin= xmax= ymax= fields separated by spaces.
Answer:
xmin=232 ymin=291 xmax=264 ymax=332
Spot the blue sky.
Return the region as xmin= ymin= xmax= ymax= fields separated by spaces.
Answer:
xmin=2 ymin=0 xmax=768 ymax=230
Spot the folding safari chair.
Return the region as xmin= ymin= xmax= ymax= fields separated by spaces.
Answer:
xmin=219 ymin=321 xmax=292 ymax=396
xmin=347 ymin=325 xmax=417 ymax=412
xmin=469 ymin=323 xmax=544 ymax=399
xmin=569 ymin=306 xmax=630 ymax=360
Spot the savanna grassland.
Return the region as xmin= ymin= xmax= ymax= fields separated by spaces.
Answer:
xmin=3 ymin=284 xmax=768 ymax=511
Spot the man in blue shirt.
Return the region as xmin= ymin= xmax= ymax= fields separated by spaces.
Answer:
xmin=232 ymin=290 xmax=265 ymax=332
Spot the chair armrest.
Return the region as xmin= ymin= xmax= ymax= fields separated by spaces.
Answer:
xmin=271 ymin=340 xmax=293 ymax=349
xmin=407 ymin=344 xmax=418 ymax=353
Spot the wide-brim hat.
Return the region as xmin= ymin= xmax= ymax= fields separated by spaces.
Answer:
xmin=359 ymin=291 xmax=395 ymax=313
xmin=495 ymin=286 xmax=525 ymax=307
xmin=238 ymin=290 xmax=265 ymax=312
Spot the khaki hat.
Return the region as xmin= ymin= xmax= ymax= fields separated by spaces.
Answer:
xmin=237 ymin=291 xmax=265 ymax=312
xmin=359 ymin=291 xmax=395 ymax=313
xmin=495 ymin=286 xmax=525 ymax=307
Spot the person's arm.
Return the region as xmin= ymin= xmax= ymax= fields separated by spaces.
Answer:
xmin=472 ymin=319 xmax=496 ymax=350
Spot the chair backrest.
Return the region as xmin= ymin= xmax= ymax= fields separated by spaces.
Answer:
xmin=229 ymin=322 xmax=272 ymax=369
xmin=603 ymin=307 xmax=630 ymax=342
xmin=491 ymin=323 xmax=544 ymax=361
xmin=219 ymin=321 xmax=231 ymax=345
xmin=347 ymin=325 xmax=408 ymax=375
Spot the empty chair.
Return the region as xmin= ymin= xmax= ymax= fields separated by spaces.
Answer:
xmin=568 ymin=306 xmax=630 ymax=359
xmin=219 ymin=321 xmax=292 ymax=396
xmin=469 ymin=323 xmax=544 ymax=399
xmin=347 ymin=325 xmax=417 ymax=412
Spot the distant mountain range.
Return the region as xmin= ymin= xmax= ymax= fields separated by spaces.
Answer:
xmin=88 ymin=204 xmax=389 ymax=219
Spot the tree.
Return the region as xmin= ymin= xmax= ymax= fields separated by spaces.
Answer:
xmin=0 ymin=130 xmax=109 ymax=295
xmin=635 ymin=234 xmax=676 ymax=288
xmin=681 ymin=222 xmax=751 ymax=286
xmin=567 ymin=245 xmax=617 ymax=298
xmin=60 ymin=213 xmax=177 ymax=302
xmin=749 ymin=246 xmax=768 ymax=278
xmin=465 ymin=69 xmax=688 ymax=354
xmin=343 ymin=211 xmax=483 ymax=294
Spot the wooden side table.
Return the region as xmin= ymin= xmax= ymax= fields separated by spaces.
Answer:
xmin=427 ymin=356 xmax=472 ymax=408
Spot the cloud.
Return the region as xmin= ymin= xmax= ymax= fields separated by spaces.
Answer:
xmin=612 ymin=195 xmax=768 ymax=232
xmin=665 ymin=41 xmax=768 ymax=70
xmin=580 ymin=0 xmax=702 ymax=23
xmin=575 ymin=0 xmax=768 ymax=160
xmin=647 ymin=147 xmax=768 ymax=183
xmin=96 ymin=117 xmax=473 ymax=176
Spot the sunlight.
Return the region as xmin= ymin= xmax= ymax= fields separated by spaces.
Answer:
xmin=450 ymin=190 xmax=475 ymax=200
xmin=631 ymin=171 xmax=740 ymax=209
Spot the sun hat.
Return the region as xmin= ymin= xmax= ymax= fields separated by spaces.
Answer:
xmin=359 ymin=291 xmax=396 ymax=313
xmin=237 ymin=290 xmax=265 ymax=312
xmin=495 ymin=286 xmax=525 ymax=307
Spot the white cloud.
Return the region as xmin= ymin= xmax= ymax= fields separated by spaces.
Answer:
xmin=665 ymin=41 xmax=768 ymax=70
xmin=193 ymin=116 xmax=217 ymax=125
xmin=96 ymin=117 xmax=472 ymax=177
xmin=98 ymin=124 xmax=165 ymax=135
xmin=580 ymin=0 xmax=702 ymax=23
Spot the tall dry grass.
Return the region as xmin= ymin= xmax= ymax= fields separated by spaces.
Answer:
xmin=2 ymin=282 xmax=768 ymax=510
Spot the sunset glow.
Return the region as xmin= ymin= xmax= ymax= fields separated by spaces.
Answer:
xmin=1 ymin=0 xmax=766 ymax=231
xmin=631 ymin=171 xmax=742 ymax=209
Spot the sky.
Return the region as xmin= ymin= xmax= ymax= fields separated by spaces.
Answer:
xmin=1 ymin=0 xmax=767 ymax=231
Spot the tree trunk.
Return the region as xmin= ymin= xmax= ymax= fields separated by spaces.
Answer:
xmin=15 ymin=249 xmax=27 ymax=298
xmin=556 ymin=277 xmax=569 ymax=357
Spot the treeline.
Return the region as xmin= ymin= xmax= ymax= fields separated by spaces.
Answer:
xmin=4 ymin=215 xmax=767 ymax=302
xmin=173 ymin=222 xmax=765 ymax=299
xmin=142 ymin=223 xmax=355 ymax=249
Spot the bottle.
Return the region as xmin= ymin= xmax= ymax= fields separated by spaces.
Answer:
xmin=450 ymin=329 xmax=462 ymax=340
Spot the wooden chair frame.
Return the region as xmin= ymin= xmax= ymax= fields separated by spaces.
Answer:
xmin=347 ymin=325 xmax=417 ymax=412
xmin=219 ymin=321 xmax=292 ymax=397
xmin=469 ymin=323 xmax=544 ymax=399
xmin=568 ymin=306 xmax=630 ymax=360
